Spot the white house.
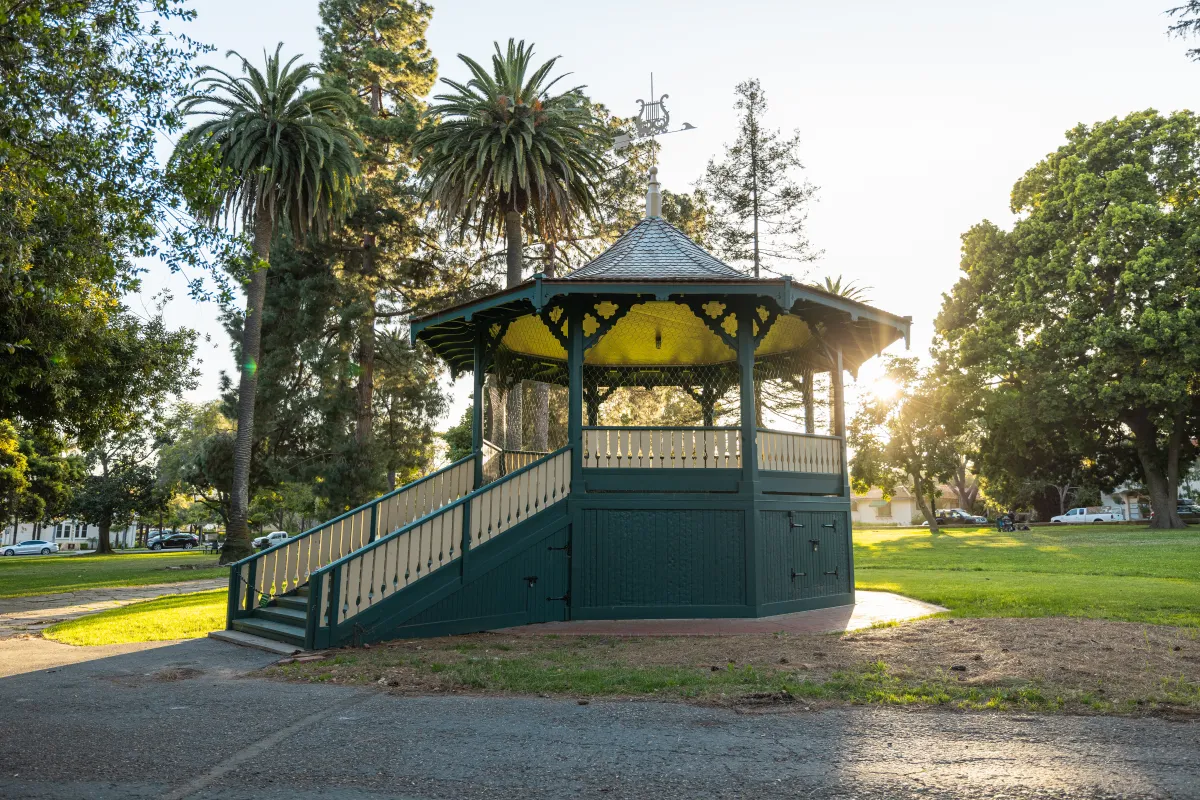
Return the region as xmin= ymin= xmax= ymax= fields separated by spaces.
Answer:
xmin=2 ymin=519 xmax=139 ymax=550
xmin=851 ymin=487 xmax=919 ymax=526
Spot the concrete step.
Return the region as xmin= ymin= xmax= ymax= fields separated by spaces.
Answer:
xmin=209 ymin=629 xmax=304 ymax=656
xmin=231 ymin=617 xmax=306 ymax=648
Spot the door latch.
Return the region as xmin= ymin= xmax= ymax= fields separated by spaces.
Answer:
xmin=809 ymin=539 xmax=820 ymax=551
xmin=523 ymin=575 xmax=538 ymax=588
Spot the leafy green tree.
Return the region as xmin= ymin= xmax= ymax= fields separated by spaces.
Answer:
xmin=702 ymin=79 xmax=818 ymax=277
xmin=0 ymin=1 xmax=218 ymax=438
xmin=849 ymin=357 xmax=962 ymax=534
xmin=157 ymin=402 xmax=236 ymax=528
xmin=937 ymin=110 xmax=1200 ymax=528
xmin=175 ymin=46 xmax=361 ymax=562
xmin=10 ymin=428 xmax=85 ymax=529
xmin=0 ymin=421 xmax=30 ymax=528
xmin=374 ymin=332 xmax=447 ymax=489
xmin=442 ymin=408 xmax=474 ymax=465
xmin=70 ymin=434 xmax=158 ymax=554
xmin=319 ymin=0 xmax=438 ymax=456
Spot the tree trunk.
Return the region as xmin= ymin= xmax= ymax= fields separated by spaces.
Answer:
xmin=224 ymin=210 xmax=273 ymax=564
xmin=97 ymin=516 xmax=112 ymax=555
xmin=913 ymin=478 xmax=940 ymax=534
xmin=355 ymin=238 xmax=376 ymax=451
xmin=506 ymin=385 xmax=523 ymax=451
xmin=1127 ymin=410 xmax=1187 ymax=529
xmin=504 ymin=209 xmax=523 ymax=289
xmin=531 ymin=240 xmax=556 ymax=452
xmin=502 ymin=209 xmax=525 ymax=451
xmin=387 ymin=469 xmax=396 ymax=491
xmin=488 ymin=379 xmax=505 ymax=448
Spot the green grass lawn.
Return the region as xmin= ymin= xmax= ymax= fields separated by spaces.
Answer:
xmin=0 ymin=551 xmax=225 ymax=598
xmin=854 ymin=525 xmax=1200 ymax=626
xmin=43 ymin=590 xmax=226 ymax=646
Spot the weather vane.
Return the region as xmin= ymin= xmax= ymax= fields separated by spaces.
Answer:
xmin=614 ymin=73 xmax=695 ymax=152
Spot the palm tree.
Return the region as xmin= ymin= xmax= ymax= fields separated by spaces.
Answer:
xmin=415 ymin=39 xmax=607 ymax=451
xmin=416 ymin=38 xmax=607 ymax=288
xmin=820 ymin=274 xmax=871 ymax=302
xmin=175 ymin=45 xmax=360 ymax=563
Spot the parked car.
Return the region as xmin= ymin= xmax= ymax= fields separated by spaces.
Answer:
xmin=252 ymin=530 xmax=290 ymax=549
xmin=148 ymin=533 xmax=200 ymax=550
xmin=921 ymin=509 xmax=986 ymax=526
xmin=2 ymin=540 xmax=59 ymax=556
xmin=1149 ymin=502 xmax=1200 ymax=523
xmin=1050 ymin=506 xmax=1124 ymax=524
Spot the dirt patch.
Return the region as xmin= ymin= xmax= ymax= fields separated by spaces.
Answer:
xmin=263 ymin=618 xmax=1200 ymax=716
xmin=152 ymin=666 xmax=204 ymax=681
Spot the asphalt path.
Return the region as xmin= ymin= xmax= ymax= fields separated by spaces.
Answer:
xmin=2 ymin=638 xmax=1197 ymax=799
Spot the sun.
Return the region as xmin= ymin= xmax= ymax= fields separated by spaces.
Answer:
xmin=870 ymin=378 xmax=901 ymax=401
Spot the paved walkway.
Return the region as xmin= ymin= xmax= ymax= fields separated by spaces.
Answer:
xmin=1 ymin=637 xmax=1196 ymax=799
xmin=501 ymin=590 xmax=945 ymax=637
xmin=0 ymin=579 xmax=226 ymax=639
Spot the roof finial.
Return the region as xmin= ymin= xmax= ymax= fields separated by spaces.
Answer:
xmin=645 ymin=166 xmax=662 ymax=219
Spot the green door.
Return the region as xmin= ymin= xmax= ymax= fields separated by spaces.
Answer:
xmin=526 ymin=523 xmax=570 ymax=624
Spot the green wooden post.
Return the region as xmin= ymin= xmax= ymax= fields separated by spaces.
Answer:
xmin=737 ymin=302 xmax=759 ymax=490
xmin=226 ymin=564 xmax=240 ymax=628
xmin=568 ymin=302 xmax=584 ymax=488
xmin=737 ymin=301 xmax=761 ymax=612
xmin=244 ymin=558 xmax=258 ymax=612
xmin=472 ymin=328 xmax=485 ymax=490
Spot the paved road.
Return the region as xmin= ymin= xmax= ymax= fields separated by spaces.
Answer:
xmin=2 ymin=638 xmax=1197 ymax=799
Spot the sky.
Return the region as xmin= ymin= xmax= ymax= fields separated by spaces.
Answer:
xmin=142 ymin=0 xmax=1200 ymax=425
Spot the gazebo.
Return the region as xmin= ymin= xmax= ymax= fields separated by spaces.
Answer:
xmin=225 ymin=169 xmax=910 ymax=648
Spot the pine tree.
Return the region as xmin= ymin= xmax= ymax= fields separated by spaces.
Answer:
xmin=319 ymin=0 xmax=438 ymax=462
xmin=702 ymin=79 xmax=818 ymax=277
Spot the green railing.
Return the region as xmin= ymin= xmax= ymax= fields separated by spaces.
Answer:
xmin=306 ymin=446 xmax=572 ymax=647
xmin=226 ymin=455 xmax=476 ymax=625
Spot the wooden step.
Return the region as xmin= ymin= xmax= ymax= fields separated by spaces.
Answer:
xmin=255 ymin=605 xmax=308 ymax=627
xmin=231 ymin=617 xmax=306 ymax=648
xmin=294 ymin=584 xmax=310 ymax=597
xmin=274 ymin=595 xmax=308 ymax=612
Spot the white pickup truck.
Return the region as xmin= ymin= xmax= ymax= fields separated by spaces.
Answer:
xmin=1050 ymin=507 xmax=1124 ymax=524
xmin=252 ymin=530 xmax=290 ymax=549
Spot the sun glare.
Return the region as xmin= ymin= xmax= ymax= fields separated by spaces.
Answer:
xmin=870 ymin=378 xmax=901 ymax=401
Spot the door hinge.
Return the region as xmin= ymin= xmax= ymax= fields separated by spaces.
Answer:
xmin=788 ymin=511 xmax=805 ymax=529
xmin=824 ymin=567 xmax=839 ymax=577
xmin=822 ymin=522 xmax=836 ymax=529
xmin=547 ymin=544 xmax=570 ymax=555
xmin=790 ymin=568 xmax=806 ymax=581
xmin=547 ymin=593 xmax=570 ymax=603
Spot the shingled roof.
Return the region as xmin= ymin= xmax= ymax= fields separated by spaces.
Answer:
xmin=564 ymin=217 xmax=745 ymax=281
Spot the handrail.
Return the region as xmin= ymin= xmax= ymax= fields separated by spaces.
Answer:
xmin=312 ymin=444 xmax=571 ymax=578
xmin=230 ymin=453 xmax=478 ymax=568
xmin=310 ymin=445 xmax=572 ymax=636
xmin=756 ymin=427 xmax=842 ymax=441
xmin=582 ymin=425 xmax=741 ymax=431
